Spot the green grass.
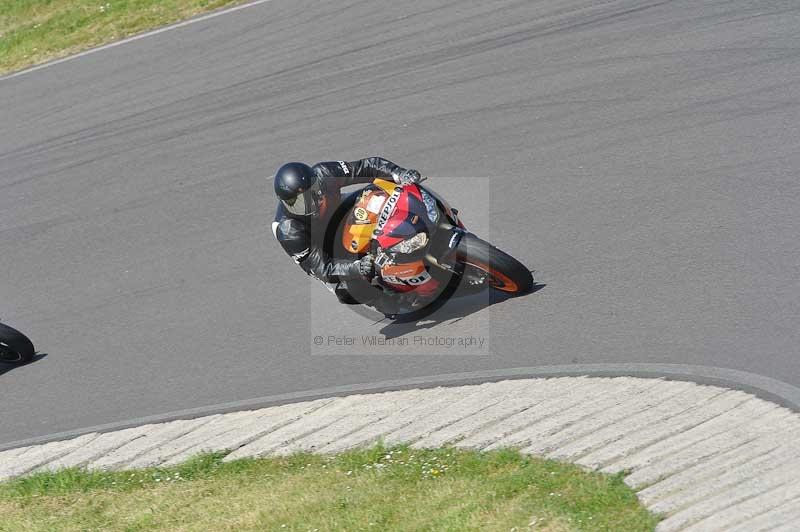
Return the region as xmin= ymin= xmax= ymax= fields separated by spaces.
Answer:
xmin=0 ymin=0 xmax=246 ymax=75
xmin=0 ymin=445 xmax=658 ymax=531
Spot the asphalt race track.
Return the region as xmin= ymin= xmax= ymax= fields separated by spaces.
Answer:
xmin=2 ymin=0 xmax=799 ymax=447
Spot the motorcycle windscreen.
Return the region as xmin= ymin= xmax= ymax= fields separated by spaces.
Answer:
xmin=375 ymin=194 xmax=432 ymax=250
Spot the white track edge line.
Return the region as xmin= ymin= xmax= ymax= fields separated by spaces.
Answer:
xmin=0 ymin=0 xmax=276 ymax=82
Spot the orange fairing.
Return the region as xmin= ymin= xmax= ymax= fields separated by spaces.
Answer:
xmin=380 ymin=259 xmax=438 ymax=295
xmin=381 ymin=260 xmax=426 ymax=279
xmin=372 ymin=178 xmax=398 ymax=195
xmin=342 ymin=184 xmax=391 ymax=254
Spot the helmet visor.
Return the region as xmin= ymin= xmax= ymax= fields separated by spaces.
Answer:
xmin=282 ymin=179 xmax=322 ymax=216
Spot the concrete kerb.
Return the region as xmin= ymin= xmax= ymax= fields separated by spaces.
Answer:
xmin=2 ymin=376 xmax=800 ymax=532
xmin=4 ymin=363 xmax=799 ymax=453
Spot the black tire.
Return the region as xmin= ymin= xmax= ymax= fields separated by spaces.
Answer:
xmin=456 ymin=233 xmax=533 ymax=294
xmin=0 ymin=322 xmax=35 ymax=364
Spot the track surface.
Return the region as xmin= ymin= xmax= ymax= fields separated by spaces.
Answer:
xmin=2 ymin=0 xmax=799 ymax=446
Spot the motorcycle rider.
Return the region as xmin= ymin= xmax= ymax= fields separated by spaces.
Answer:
xmin=272 ymin=157 xmax=422 ymax=304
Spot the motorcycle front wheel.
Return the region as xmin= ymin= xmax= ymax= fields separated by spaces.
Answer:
xmin=0 ymin=322 xmax=35 ymax=364
xmin=456 ymin=233 xmax=533 ymax=294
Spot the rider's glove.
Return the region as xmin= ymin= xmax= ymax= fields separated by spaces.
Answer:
xmin=392 ymin=168 xmax=422 ymax=185
xmin=356 ymin=255 xmax=376 ymax=280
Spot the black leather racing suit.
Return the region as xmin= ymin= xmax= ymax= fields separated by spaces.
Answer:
xmin=272 ymin=157 xmax=410 ymax=303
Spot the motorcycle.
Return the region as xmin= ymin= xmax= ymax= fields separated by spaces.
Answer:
xmin=0 ymin=322 xmax=35 ymax=364
xmin=334 ymin=178 xmax=533 ymax=318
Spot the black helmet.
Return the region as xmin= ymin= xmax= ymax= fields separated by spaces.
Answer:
xmin=274 ymin=162 xmax=324 ymax=217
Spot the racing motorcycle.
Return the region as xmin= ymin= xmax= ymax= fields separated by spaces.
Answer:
xmin=334 ymin=178 xmax=533 ymax=317
xmin=0 ymin=322 xmax=35 ymax=364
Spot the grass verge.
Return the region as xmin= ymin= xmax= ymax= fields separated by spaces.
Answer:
xmin=0 ymin=444 xmax=658 ymax=531
xmin=0 ymin=0 xmax=247 ymax=75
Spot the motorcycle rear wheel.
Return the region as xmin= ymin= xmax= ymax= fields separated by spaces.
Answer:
xmin=0 ymin=322 xmax=35 ymax=364
xmin=456 ymin=233 xmax=533 ymax=294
